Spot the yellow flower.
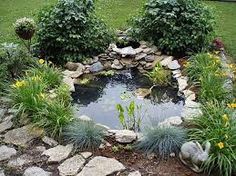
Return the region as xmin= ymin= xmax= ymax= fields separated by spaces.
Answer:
xmin=222 ymin=114 xmax=229 ymax=123
xmin=13 ymin=80 xmax=26 ymax=88
xmin=39 ymin=93 xmax=46 ymax=99
xmin=38 ymin=59 xmax=45 ymax=64
xmin=217 ymin=142 xmax=224 ymax=149
xmin=227 ymin=103 xmax=236 ymax=108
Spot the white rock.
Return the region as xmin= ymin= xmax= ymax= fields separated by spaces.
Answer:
xmin=7 ymin=154 xmax=33 ymax=168
xmin=0 ymin=168 xmax=5 ymax=176
xmin=158 ymin=116 xmax=183 ymax=127
xmin=77 ymin=115 xmax=92 ymax=121
xmin=177 ymin=76 xmax=188 ymax=92
xmin=0 ymin=145 xmax=17 ymax=161
xmin=0 ymin=119 xmax=13 ymax=133
xmin=4 ymin=125 xmax=43 ymax=147
xmin=42 ymin=144 xmax=73 ymax=162
xmin=168 ymin=60 xmax=181 ymax=70
xmin=183 ymin=90 xmax=196 ymax=101
xmin=181 ymin=107 xmax=202 ymax=120
xmin=115 ymin=130 xmax=137 ymax=143
xmin=160 ymin=56 xmax=173 ymax=67
xmin=62 ymin=70 xmax=83 ymax=79
xmin=114 ymin=46 xmax=136 ymax=56
xmin=23 ymin=167 xmax=51 ymax=176
xmin=62 ymin=77 xmax=75 ymax=92
xmin=128 ymin=171 xmax=142 ymax=176
xmin=80 ymin=152 xmax=92 ymax=159
xmin=42 ymin=136 xmax=58 ymax=147
xmin=77 ymin=156 xmax=125 ymax=176
xmin=184 ymin=100 xmax=201 ymax=108
xmin=58 ymin=155 xmax=86 ymax=176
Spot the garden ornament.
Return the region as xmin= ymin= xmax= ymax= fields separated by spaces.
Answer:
xmin=179 ymin=141 xmax=211 ymax=173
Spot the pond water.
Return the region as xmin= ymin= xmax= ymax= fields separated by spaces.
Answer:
xmin=72 ymin=69 xmax=184 ymax=130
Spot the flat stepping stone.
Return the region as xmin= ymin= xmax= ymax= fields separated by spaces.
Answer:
xmin=0 ymin=119 xmax=13 ymax=133
xmin=128 ymin=171 xmax=142 ymax=176
xmin=0 ymin=145 xmax=17 ymax=161
xmin=7 ymin=154 xmax=33 ymax=168
xmin=58 ymin=155 xmax=86 ymax=176
xmin=4 ymin=125 xmax=43 ymax=147
xmin=42 ymin=144 xmax=73 ymax=162
xmin=23 ymin=167 xmax=51 ymax=176
xmin=77 ymin=156 xmax=125 ymax=176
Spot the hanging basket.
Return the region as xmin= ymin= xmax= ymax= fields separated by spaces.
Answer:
xmin=16 ymin=30 xmax=35 ymax=40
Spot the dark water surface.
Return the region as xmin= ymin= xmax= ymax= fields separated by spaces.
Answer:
xmin=72 ymin=70 xmax=184 ymax=129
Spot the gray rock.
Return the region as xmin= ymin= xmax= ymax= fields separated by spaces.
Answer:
xmin=42 ymin=144 xmax=73 ymax=162
xmin=65 ymin=62 xmax=82 ymax=71
xmin=134 ymin=48 xmax=143 ymax=54
xmin=113 ymin=46 xmax=136 ymax=56
xmin=145 ymin=55 xmax=155 ymax=62
xmin=42 ymin=136 xmax=58 ymax=147
xmin=4 ymin=125 xmax=43 ymax=147
xmin=181 ymin=106 xmax=202 ymax=120
xmin=0 ymin=168 xmax=5 ymax=176
xmin=143 ymin=48 xmax=153 ymax=54
xmin=89 ymin=62 xmax=104 ymax=73
xmin=7 ymin=154 xmax=33 ymax=168
xmin=77 ymin=156 xmax=125 ymax=176
xmin=62 ymin=70 xmax=83 ymax=78
xmin=0 ymin=145 xmax=17 ymax=161
xmin=80 ymin=152 xmax=92 ymax=159
xmin=168 ymin=60 xmax=181 ymax=70
xmin=115 ymin=130 xmax=137 ymax=143
xmin=183 ymin=90 xmax=196 ymax=101
xmin=62 ymin=77 xmax=75 ymax=92
xmin=160 ymin=56 xmax=173 ymax=67
xmin=23 ymin=167 xmax=51 ymax=176
xmin=135 ymin=53 xmax=147 ymax=61
xmin=158 ymin=116 xmax=182 ymax=127
xmin=111 ymin=59 xmax=123 ymax=70
xmin=0 ymin=108 xmax=7 ymax=122
xmin=34 ymin=146 xmax=46 ymax=153
xmin=0 ymin=119 xmax=13 ymax=133
xmin=177 ymin=76 xmax=188 ymax=92
xmin=77 ymin=115 xmax=92 ymax=121
xmin=58 ymin=155 xmax=86 ymax=176
xmin=128 ymin=171 xmax=142 ymax=176
xmin=184 ymin=100 xmax=201 ymax=109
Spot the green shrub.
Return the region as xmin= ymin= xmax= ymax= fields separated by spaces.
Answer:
xmin=189 ymin=101 xmax=236 ymax=176
xmin=145 ymin=63 xmax=171 ymax=86
xmin=14 ymin=17 xmax=36 ymax=40
xmin=136 ymin=126 xmax=187 ymax=158
xmin=0 ymin=43 xmax=36 ymax=91
xmin=130 ymin=0 xmax=215 ymax=56
xmin=63 ymin=120 xmax=105 ymax=150
xmin=37 ymin=0 xmax=113 ymax=63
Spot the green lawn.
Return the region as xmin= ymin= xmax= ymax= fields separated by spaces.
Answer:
xmin=0 ymin=0 xmax=236 ymax=59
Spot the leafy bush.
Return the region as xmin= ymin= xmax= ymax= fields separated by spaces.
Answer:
xmin=145 ymin=63 xmax=171 ymax=86
xmin=37 ymin=0 xmax=114 ymax=63
xmin=136 ymin=126 xmax=187 ymax=158
xmin=63 ymin=119 xmax=105 ymax=150
xmin=130 ymin=0 xmax=215 ymax=56
xmin=0 ymin=43 xmax=35 ymax=91
xmin=189 ymin=101 xmax=236 ymax=176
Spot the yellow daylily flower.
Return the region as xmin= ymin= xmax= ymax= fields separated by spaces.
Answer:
xmin=12 ymin=80 xmax=26 ymax=88
xmin=227 ymin=103 xmax=236 ymax=108
xmin=38 ymin=59 xmax=45 ymax=64
xmin=217 ymin=142 xmax=224 ymax=149
xmin=222 ymin=114 xmax=229 ymax=123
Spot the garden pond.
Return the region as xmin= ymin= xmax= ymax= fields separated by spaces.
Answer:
xmin=72 ymin=69 xmax=184 ymax=130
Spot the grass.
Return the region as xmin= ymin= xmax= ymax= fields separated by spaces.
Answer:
xmin=0 ymin=0 xmax=236 ymax=59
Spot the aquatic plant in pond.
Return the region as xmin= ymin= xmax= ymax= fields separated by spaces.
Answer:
xmin=116 ymin=101 xmax=143 ymax=131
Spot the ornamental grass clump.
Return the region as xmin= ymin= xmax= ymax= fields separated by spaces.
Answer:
xmin=37 ymin=0 xmax=113 ymax=63
xmin=189 ymin=101 xmax=236 ymax=176
xmin=63 ymin=120 xmax=105 ymax=150
xmin=136 ymin=126 xmax=187 ymax=159
xmin=130 ymin=0 xmax=215 ymax=56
